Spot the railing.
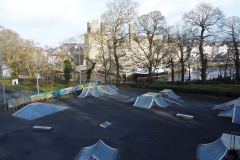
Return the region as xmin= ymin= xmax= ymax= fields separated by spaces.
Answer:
xmin=0 ymin=103 xmax=6 ymax=110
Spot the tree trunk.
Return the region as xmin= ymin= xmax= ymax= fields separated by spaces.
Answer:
xmin=171 ymin=58 xmax=174 ymax=82
xmin=188 ymin=63 xmax=191 ymax=81
xmin=113 ymin=41 xmax=120 ymax=83
xmin=104 ymin=66 xmax=107 ymax=84
xmin=234 ymin=40 xmax=239 ymax=80
xmin=180 ymin=51 xmax=184 ymax=83
xmin=199 ymin=27 xmax=207 ymax=84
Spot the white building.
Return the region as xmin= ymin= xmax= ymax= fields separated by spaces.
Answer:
xmin=2 ymin=64 xmax=11 ymax=77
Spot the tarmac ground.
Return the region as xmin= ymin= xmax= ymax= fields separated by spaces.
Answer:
xmin=0 ymin=87 xmax=239 ymax=160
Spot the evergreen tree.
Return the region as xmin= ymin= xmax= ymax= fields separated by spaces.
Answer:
xmin=63 ymin=60 xmax=73 ymax=83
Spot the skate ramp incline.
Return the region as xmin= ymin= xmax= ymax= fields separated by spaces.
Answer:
xmin=133 ymin=95 xmax=153 ymax=109
xmin=108 ymin=85 xmax=119 ymax=91
xmin=74 ymin=139 xmax=118 ymax=160
xmin=216 ymin=98 xmax=240 ymax=124
xmin=160 ymin=89 xmax=180 ymax=99
xmin=78 ymin=86 xmax=104 ymax=98
xmin=12 ymin=102 xmax=68 ymax=120
xmin=154 ymin=94 xmax=170 ymax=108
xmin=218 ymin=108 xmax=233 ymax=117
xmin=90 ymin=86 xmax=104 ymax=97
xmin=232 ymin=102 xmax=240 ymax=124
xmin=99 ymin=85 xmax=118 ymax=95
xmin=133 ymin=92 xmax=170 ymax=109
xmin=197 ymin=137 xmax=227 ymax=160
xmin=78 ymin=87 xmax=90 ymax=98
xmin=160 ymin=89 xmax=184 ymax=104
xmin=212 ymin=98 xmax=238 ymax=110
xmin=197 ymin=133 xmax=240 ymax=160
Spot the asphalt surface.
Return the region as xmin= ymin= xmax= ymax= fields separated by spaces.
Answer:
xmin=0 ymin=87 xmax=239 ymax=160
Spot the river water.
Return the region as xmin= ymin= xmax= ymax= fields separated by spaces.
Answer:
xmin=164 ymin=65 xmax=235 ymax=82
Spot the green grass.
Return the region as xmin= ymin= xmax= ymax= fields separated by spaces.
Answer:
xmin=1 ymin=79 xmax=77 ymax=92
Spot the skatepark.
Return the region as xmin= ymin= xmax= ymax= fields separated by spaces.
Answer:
xmin=0 ymin=86 xmax=240 ymax=160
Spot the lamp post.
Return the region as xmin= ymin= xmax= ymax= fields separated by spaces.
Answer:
xmin=79 ymin=45 xmax=82 ymax=85
xmin=35 ymin=43 xmax=40 ymax=94
xmin=0 ymin=45 xmax=6 ymax=109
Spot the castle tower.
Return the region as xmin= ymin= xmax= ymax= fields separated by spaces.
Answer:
xmin=87 ymin=20 xmax=99 ymax=33
xmin=100 ymin=22 xmax=107 ymax=34
xmin=129 ymin=23 xmax=136 ymax=42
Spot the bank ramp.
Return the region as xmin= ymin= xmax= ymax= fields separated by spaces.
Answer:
xmin=108 ymin=85 xmax=119 ymax=91
xmin=197 ymin=133 xmax=240 ymax=160
xmin=197 ymin=137 xmax=227 ymax=160
xmin=212 ymin=98 xmax=239 ymax=110
xmin=98 ymin=85 xmax=118 ymax=95
xmin=160 ymin=89 xmax=184 ymax=104
xmin=215 ymin=98 xmax=240 ymax=124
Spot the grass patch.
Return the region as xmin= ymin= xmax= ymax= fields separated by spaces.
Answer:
xmin=1 ymin=79 xmax=78 ymax=92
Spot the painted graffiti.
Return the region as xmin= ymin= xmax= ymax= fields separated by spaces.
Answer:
xmin=7 ymin=83 xmax=93 ymax=109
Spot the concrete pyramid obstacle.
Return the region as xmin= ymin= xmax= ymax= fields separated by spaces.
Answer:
xmin=12 ymin=102 xmax=68 ymax=120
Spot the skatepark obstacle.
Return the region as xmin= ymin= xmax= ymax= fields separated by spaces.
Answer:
xmin=98 ymin=85 xmax=118 ymax=95
xmin=108 ymin=85 xmax=119 ymax=91
xmin=213 ymin=98 xmax=240 ymax=124
xmin=197 ymin=133 xmax=240 ymax=160
xmin=12 ymin=102 xmax=68 ymax=120
xmin=176 ymin=113 xmax=193 ymax=120
xmin=100 ymin=121 xmax=111 ymax=128
xmin=212 ymin=98 xmax=239 ymax=110
xmin=74 ymin=139 xmax=118 ymax=160
xmin=160 ymin=89 xmax=184 ymax=104
xmin=78 ymin=86 xmax=104 ymax=98
xmin=129 ymin=92 xmax=170 ymax=109
xmin=32 ymin=126 xmax=52 ymax=131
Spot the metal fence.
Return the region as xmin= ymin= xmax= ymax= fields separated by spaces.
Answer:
xmin=0 ymin=103 xmax=7 ymax=110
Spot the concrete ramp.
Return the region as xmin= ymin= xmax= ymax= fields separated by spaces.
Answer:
xmin=212 ymin=98 xmax=238 ymax=110
xmin=78 ymin=87 xmax=91 ymax=98
xmin=160 ymin=89 xmax=184 ymax=104
xmin=197 ymin=133 xmax=240 ymax=160
xmin=218 ymin=108 xmax=233 ymax=117
xmin=74 ymin=139 xmax=118 ymax=160
xmin=78 ymin=86 xmax=104 ymax=98
xmin=154 ymin=94 xmax=170 ymax=108
xmin=108 ymin=85 xmax=119 ymax=91
xmin=217 ymin=99 xmax=240 ymax=124
xmin=99 ymin=85 xmax=118 ymax=95
xmin=133 ymin=95 xmax=153 ymax=109
xmin=12 ymin=102 xmax=68 ymax=120
xmin=197 ymin=137 xmax=227 ymax=160
xmin=90 ymin=86 xmax=104 ymax=97
xmin=232 ymin=101 xmax=240 ymax=124
xmin=160 ymin=89 xmax=180 ymax=99
xmin=133 ymin=92 xmax=170 ymax=109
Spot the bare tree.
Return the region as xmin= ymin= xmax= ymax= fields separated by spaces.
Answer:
xmin=101 ymin=0 xmax=139 ymax=82
xmin=182 ymin=2 xmax=224 ymax=84
xmin=220 ymin=16 xmax=240 ymax=80
xmin=171 ymin=23 xmax=197 ymax=83
xmin=130 ymin=11 xmax=168 ymax=79
xmin=162 ymin=36 xmax=178 ymax=82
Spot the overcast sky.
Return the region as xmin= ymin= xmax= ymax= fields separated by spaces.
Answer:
xmin=0 ymin=0 xmax=239 ymax=47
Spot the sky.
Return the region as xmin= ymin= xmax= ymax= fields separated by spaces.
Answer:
xmin=0 ymin=0 xmax=239 ymax=47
